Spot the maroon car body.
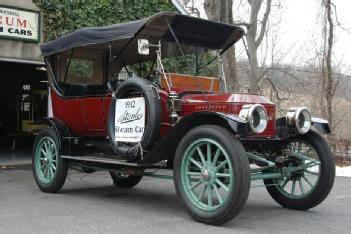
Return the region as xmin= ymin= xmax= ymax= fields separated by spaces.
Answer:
xmin=50 ymin=87 xmax=276 ymax=137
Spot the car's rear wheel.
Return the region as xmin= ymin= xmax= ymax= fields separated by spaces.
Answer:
xmin=264 ymin=130 xmax=335 ymax=210
xmin=109 ymin=170 xmax=143 ymax=188
xmin=174 ymin=125 xmax=250 ymax=225
xmin=32 ymin=128 xmax=68 ymax=193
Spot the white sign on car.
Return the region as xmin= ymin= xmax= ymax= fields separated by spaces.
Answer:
xmin=115 ymin=97 xmax=145 ymax=143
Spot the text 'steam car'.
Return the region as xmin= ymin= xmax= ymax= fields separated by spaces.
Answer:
xmin=33 ymin=12 xmax=335 ymax=225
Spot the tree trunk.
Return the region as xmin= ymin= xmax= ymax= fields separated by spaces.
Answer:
xmin=320 ymin=57 xmax=327 ymax=117
xmin=204 ymin=0 xmax=238 ymax=92
xmin=246 ymin=0 xmax=262 ymax=93
xmin=325 ymin=0 xmax=334 ymax=131
xmin=246 ymin=34 xmax=260 ymax=93
xmin=245 ymin=0 xmax=271 ymax=94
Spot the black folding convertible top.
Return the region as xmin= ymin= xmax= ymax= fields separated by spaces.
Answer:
xmin=41 ymin=12 xmax=244 ymax=57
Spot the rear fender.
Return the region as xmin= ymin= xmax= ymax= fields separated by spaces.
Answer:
xmin=42 ymin=118 xmax=72 ymax=155
xmin=140 ymin=111 xmax=248 ymax=165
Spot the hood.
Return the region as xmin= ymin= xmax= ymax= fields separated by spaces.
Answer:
xmin=181 ymin=93 xmax=273 ymax=105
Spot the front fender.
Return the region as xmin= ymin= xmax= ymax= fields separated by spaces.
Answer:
xmin=311 ymin=117 xmax=331 ymax=134
xmin=276 ymin=116 xmax=331 ymax=138
xmin=210 ymin=112 xmax=248 ymax=135
xmin=140 ymin=111 xmax=248 ymax=165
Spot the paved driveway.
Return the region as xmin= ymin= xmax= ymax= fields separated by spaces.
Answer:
xmin=0 ymin=166 xmax=350 ymax=233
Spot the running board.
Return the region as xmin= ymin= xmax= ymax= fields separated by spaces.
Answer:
xmin=61 ymin=155 xmax=163 ymax=168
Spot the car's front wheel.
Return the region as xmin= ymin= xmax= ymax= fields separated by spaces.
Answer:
xmin=264 ymin=130 xmax=335 ymax=210
xmin=174 ymin=125 xmax=250 ymax=225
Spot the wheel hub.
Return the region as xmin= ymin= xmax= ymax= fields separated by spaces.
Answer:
xmin=201 ymin=170 xmax=210 ymax=181
xmin=287 ymin=160 xmax=305 ymax=180
xmin=43 ymin=153 xmax=53 ymax=165
xmin=201 ymin=163 xmax=216 ymax=184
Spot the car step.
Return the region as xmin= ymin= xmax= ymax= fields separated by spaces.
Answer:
xmin=61 ymin=155 xmax=162 ymax=168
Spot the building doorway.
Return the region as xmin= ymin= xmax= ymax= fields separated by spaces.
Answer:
xmin=0 ymin=61 xmax=48 ymax=150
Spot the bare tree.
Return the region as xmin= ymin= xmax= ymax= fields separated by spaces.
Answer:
xmin=204 ymin=0 xmax=239 ymax=92
xmin=244 ymin=0 xmax=272 ymax=93
xmin=319 ymin=0 xmax=336 ymax=133
xmin=324 ymin=0 xmax=334 ymax=130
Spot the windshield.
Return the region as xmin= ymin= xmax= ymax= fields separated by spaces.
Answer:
xmin=160 ymin=41 xmax=219 ymax=77
xmin=117 ymin=38 xmax=221 ymax=90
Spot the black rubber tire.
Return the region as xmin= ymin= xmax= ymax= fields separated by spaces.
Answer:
xmin=109 ymin=170 xmax=143 ymax=188
xmin=264 ymin=130 xmax=335 ymax=210
xmin=32 ymin=128 xmax=68 ymax=193
xmin=108 ymin=77 xmax=161 ymax=160
xmin=174 ymin=125 xmax=251 ymax=225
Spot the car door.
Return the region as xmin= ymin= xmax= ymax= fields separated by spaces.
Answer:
xmin=83 ymin=97 xmax=106 ymax=132
xmin=58 ymin=48 xmax=107 ymax=134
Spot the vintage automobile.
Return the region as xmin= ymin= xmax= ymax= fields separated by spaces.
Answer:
xmin=33 ymin=12 xmax=335 ymax=225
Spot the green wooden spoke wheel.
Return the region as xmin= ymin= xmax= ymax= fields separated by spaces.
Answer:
xmin=181 ymin=138 xmax=233 ymax=210
xmin=174 ymin=125 xmax=250 ymax=225
xmin=264 ymin=130 xmax=335 ymax=210
xmin=274 ymin=140 xmax=320 ymax=199
xmin=32 ymin=128 xmax=67 ymax=193
xmin=35 ymin=136 xmax=58 ymax=184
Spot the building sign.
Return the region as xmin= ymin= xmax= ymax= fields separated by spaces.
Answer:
xmin=0 ymin=5 xmax=40 ymax=42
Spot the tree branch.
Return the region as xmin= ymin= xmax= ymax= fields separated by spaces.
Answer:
xmin=262 ymin=76 xmax=288 ymax=101
xmin=330 ymin=1 xmax=351 ymax=35
xmin=255 ymin=0 xmax=272 ymax=47
xmin=331 ymin=73 xmax=341 ymax=99
xmin=233 ymin=21 xmax=251 ymax=28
